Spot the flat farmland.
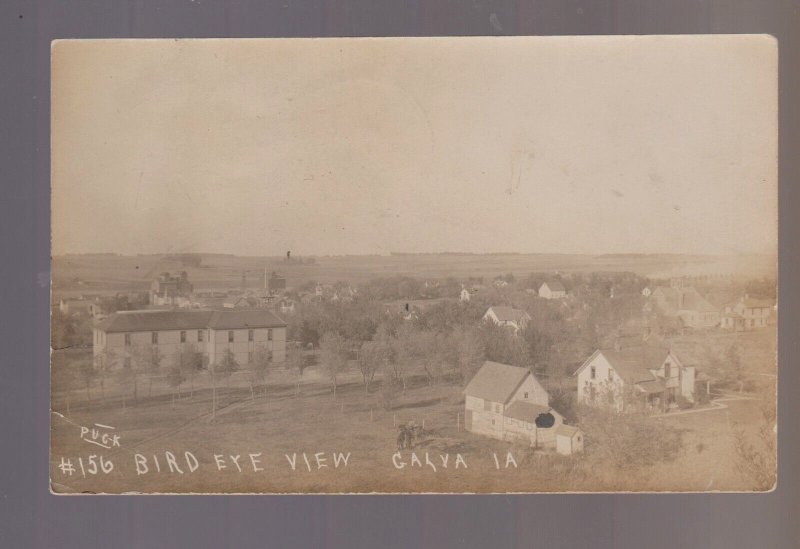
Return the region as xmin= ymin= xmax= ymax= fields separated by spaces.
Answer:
xmin=51 ymin=252 xmax=776 ymax=296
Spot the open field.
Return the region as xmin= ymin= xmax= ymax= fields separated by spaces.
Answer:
xmin=52 ymin=252 xmax=776 ymax=297
xmin=50 ymin=359 xmax=774 ymax=494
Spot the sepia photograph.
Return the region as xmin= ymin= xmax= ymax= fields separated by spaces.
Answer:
xmin=50 ymin=35 xmax=777 ymax=494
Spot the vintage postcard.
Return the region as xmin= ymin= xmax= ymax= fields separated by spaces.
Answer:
xmin=50 ymin=36 xmax=777 ymax=494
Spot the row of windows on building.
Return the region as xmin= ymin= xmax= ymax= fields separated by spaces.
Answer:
xmin=118 ymin=349 xmax=273 ymax=369
xmin=123 ymin=329 xmax=274 ymax=346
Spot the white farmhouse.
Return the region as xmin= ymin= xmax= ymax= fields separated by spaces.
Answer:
xmin=538 ymin=280 xmax=566 ymax=299
xmin=574 ymin=344 xmax=695 ymax=412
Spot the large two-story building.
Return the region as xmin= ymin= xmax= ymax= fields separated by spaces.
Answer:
xmin=93 ymin=309 xmax=287 ymax=370
xmin=721 ymin=296 xmax=774 ymax=331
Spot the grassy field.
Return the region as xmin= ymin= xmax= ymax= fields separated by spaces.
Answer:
xmin=50 ymin=359 xmax=774 ymax=494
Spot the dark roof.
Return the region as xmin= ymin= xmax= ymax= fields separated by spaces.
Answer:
xmin=207 ymin=309 xmax=286 ymax=329
xmin=504 ymin=401 xmax=552 ymax=423
xmin=487 ymin=306 xmax=531 ymax=323
xmin=464 ymin=361 xmax=531 ymax=404
xmin=574 ymin=345 xmax=671 ymax=384
xmin=96 ymin=309 xmax=285 ymax=333
xmin=541 ymin=280 xmax=566 ymax=292
xmin=601 ymin=346 xmax=670 ymax=384
xmin=96 ymin=310 xmax=214 ymax=332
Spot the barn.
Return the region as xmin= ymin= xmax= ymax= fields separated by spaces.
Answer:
xmin=463 ymin=361 xmax=582 ymax=453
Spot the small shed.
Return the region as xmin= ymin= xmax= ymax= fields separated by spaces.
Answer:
xmin=555 ymin=425 xmax=584 ymax=455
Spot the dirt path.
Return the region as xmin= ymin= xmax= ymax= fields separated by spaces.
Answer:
xmin=652 ymin=393 xmax=760 ymax=418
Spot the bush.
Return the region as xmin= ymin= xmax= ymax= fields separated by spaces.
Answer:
xmin=577 ymin=406 xmax=683 ymax=469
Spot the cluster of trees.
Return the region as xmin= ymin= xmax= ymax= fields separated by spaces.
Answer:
xmin=280 ymin=271 xmax=656 ymax=398
xmin=51 ymin=311 xmax=92 ymax=349
xmin=357 ymin=276 xmax=462 ymax=301
xmin=315 ymin=322 xmax=485 ymax=408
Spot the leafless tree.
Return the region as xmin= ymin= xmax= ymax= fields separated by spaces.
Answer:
xmin=319 ymin=331 xmax=348 ymax=399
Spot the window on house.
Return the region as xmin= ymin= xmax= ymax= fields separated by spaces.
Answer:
xmin=590 ymin=366 xmax=596 ymax=379
xmin=524 ymin=392 xmax=529 ymax=399
xmin=124 ymin=333 xmax=131 ymax=346
xmin=664 ymin=362 xmax=671 ymax=378
xmin=152 ymin=332 xmax=158 ymax=344
xmin=248 ymin=329 xmax=254 ymax=342
xmin=180 ymin=331 xmax=186 ymax=343
xmin=267 ymin=329 xmax=273 ymax=341
xmin=198 ymin=330 xmax=204 ymax=342
xmin=228 ymin=331 xmax=234 ymax=343
xmin=608 ymin=369 xmax=613 ymax=381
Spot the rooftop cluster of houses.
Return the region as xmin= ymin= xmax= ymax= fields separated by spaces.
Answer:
xmin=642 ymin=282 xmax=774 ymax=331
xmin=462 ymin=324 xmax=714 ymax=454
xmin=460 ymin=279 xmax=567 ymax=302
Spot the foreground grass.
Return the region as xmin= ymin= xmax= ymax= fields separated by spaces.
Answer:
xmin=50 ymin=364 xmax=771 ymax=493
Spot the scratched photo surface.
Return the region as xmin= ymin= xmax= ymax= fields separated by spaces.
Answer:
xmin=50 ymin=36 xmax=777 ymax=494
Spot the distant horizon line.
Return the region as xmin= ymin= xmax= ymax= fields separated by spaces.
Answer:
xmin=53 ymin=250 xmax=777 ymax=258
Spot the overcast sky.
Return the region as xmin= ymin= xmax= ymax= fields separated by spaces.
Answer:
xmin=52 ymin=36 xmax=777 ymax=257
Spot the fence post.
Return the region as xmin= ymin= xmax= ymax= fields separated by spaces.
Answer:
xmin=393 ymin=414 xmax=396 ymax=427
xmin=370 ymin=408 xmax=373 ymax=422
xmin=457 ymin=412 xmax=460 ymax=432
xmin=422 ymin=419 xmax=425 ymax=430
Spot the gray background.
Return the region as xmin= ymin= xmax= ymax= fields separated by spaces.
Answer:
xmin=1 ymin=1 xmax=798 ymax=547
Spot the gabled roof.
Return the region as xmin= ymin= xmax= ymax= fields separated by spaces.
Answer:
xmin=504 ymin=401 xmax=552 ymax=423
xmin=677 ymin=288 xmax=718 ymax=313
xmin=601 ymin=346 xmax=670 ymax=384
xmin=650 ymin=286 xmax=717 ymax=314
xmin=541 ymin=280 xmax=566 ymax=292
xmin=96 ymin=310 xmax=214 ymax=333
xmin=464 ymin=361 xmax=531 ymax=404
xmin=95 ymin=309 xmax=286 ymax=333
xmin=486 ymin=306 xmax=531 ymax=323
xmin=574 ymin=345 xmax=673 ymax=385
